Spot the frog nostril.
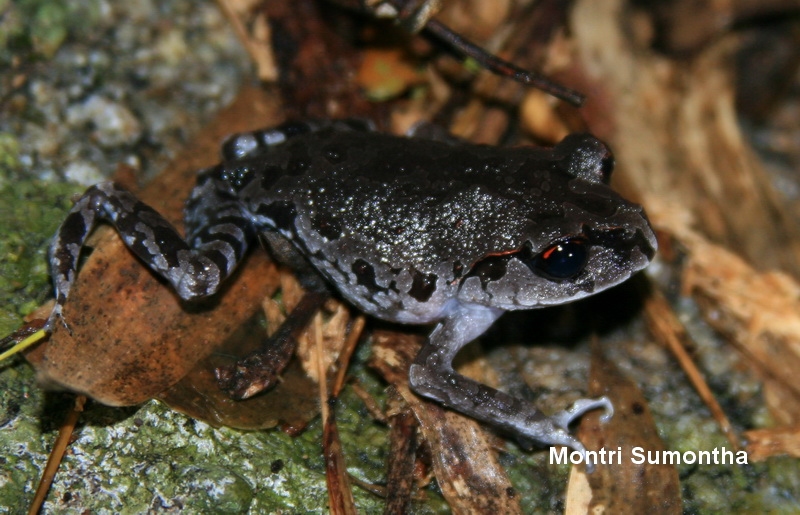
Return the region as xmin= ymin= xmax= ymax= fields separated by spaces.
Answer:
xmin=529 ymin=237 xmax=588 ymax=280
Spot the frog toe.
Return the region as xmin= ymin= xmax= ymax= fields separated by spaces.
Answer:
xmin=551 ymin=396 xmax=614 ymax=430
xmin=44 ymin=305 xmax=72 ymax=336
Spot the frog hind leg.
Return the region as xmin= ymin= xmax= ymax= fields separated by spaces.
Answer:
xmin=48 ymin=180 xmax=254 ymax=332
xmin=215 ymin=290 xmax=330 ymax=399
xmin=408 ymin=306 xmax=612 ymax=469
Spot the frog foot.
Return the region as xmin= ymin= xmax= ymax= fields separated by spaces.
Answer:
xmin=214 ymin=353 xmax=286 ymax=400
xmin=44 ymin=305 xmax=72 ymax=336
xmin=549 ymin=396 xmax=614 ymax=473
xmin=552 ymin=396 xmax=614 ymax=430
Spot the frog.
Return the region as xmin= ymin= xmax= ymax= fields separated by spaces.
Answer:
xmin=46 ymin=119 xmax=657 ymax=463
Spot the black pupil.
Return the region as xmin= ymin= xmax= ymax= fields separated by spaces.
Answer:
xmin=532 ymin=238 xmax=588 ymax=279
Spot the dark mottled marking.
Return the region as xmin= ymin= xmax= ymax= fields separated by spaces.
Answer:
xmin=270 ymin=459 xmax=284 ymax=473
xmin=257 ymin=165 xmax=284 ymax=193
xmin=257 ymin=201 xmax=297 ymax=231
xmin=311 ymin=213 xmax=342 ymax=240
xmin=327 ymin=254 xmax=350 ymax=281
xmin=183 ymin=193 xmax=202 ymax=214
xmin=599 ymin=154 xmax=614 ymax=183
xmin=408 ymin=270 xmax=437 ymax=302
xmin=51 ymin=242 xmax=78 ymax=285
xmin=147 ymin=224 xmax=188 ymax=269
xmin=194 ymin=226 xmax=248 ymax=257
xmin=199 ymin=214 xmax=253 ymax=232
xmin=351 ymin=258 xmax=385 ymax=294
xmin=113 ymin=200 xmax=159 ymax=227
xmin=567 ymin=193 xmax=620 ymax=218
xmin=58 ymin=210 xmax=88 ymax=249
xmin=464 ymin=255 xmax=511 ymax=288
xmin=199 ymin=249 xmax=230 ymax=279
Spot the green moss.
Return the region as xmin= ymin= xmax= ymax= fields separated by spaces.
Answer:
xmin=0 ymin=366 xmax=385 ymax=513
xmin=0 ymin=180 xmax=82 ymax=336
xmin=502 ymin=448 xmax=570 ymax=514
xmin=0 ymin=133 xmax=20 ymax=187
xmin=0 ymin=333 xmax=462 ymax=512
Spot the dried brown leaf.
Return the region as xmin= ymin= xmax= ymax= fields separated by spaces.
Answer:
xmin=27 ymin=86 xmax=285 ymax=407
xmin=568 ymin=342 xmax=681 ymax=514
xmin=156 ymin=310 xmax=319 ymax=430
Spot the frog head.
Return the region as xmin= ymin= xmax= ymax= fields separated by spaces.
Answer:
xmin=456 ymin=134 xmax=657 ymax=310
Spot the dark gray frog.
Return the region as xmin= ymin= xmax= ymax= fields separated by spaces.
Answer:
xmin=47 ymin=120 xmax=656 ymax=462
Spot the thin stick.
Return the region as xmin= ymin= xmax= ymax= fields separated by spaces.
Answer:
xmin=332 ymin=316 xmax=366 ymax=397
xmin=316 ymin=313 xmax=358 ymax=515
xmin=645 ymin=291 xmax=741 ymax=450
xmin=28 ymin=395 xmax=86 ymax=514
xmin=424 ymin=19 xmax=586 ymax=107
xmin=0 ymin=328 xmax=47 ymax=363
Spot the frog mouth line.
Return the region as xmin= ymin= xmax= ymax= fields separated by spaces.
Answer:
xmin=458 ymin=224 xmax=656 ymax=292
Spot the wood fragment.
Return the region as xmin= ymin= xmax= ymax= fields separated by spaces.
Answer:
xmin=332 ymin=316 xmax=366 ymax=396
xmin=643 ymin=0 xmax=800 ymax=54
xmin=745 ymin=425 xmax=800 ymax=461
xmin=317 ymin=313 xmax=358 ymax=515
xmin=349 ymin=380 xmax=387 ymax=424
xmin=215 ymin=0 xmax=279 ymax=81
xmin=369 ymin=330 xmax=522 ymax=515
xmin=384 ymin=387 xmax=419 ymax=515
xmin=670 ymin=224 xmax=800 ymax=426
xmin=570 ymin=0 xmax=800 ymax=276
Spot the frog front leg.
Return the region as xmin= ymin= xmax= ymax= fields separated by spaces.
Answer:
xmin=48 ymin=180 xmax=254 ymax=331
xmin=408 ymin=306 xmax=612 ymax=466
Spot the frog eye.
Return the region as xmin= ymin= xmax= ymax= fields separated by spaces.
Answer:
xmin=530 ymin=237 xmax=588 ymax=280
